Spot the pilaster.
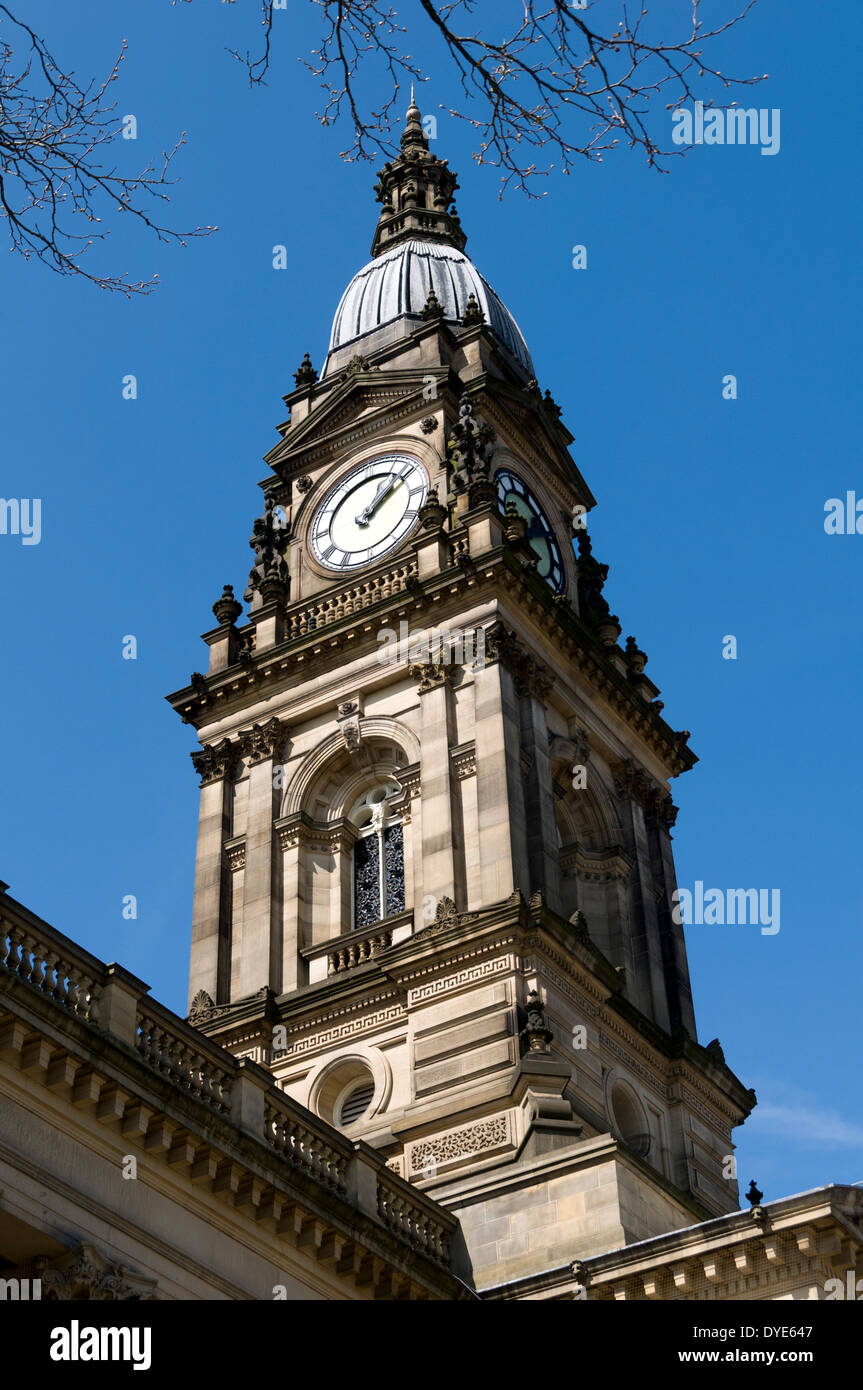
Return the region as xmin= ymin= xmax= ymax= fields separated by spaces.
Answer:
xmin=232 ymin=718 xmax=288 ymax=1000
xmin=189 ymin=740 xmax=238 ymax=1008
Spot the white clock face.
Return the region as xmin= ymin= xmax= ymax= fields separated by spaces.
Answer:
xmin=309 ymin=453 xmax=428 ymax=570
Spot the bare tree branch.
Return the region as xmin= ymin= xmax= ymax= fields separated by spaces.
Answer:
xmin=1 ymin=1 xmax=762 ymax=293
xmin=0 ymin=4 xmax=215 ymax=294
xmin=239 ymin=0 xmax=764 ymax=193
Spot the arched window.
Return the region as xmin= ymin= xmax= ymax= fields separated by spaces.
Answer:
xmin=349 ymin=783 xmax=405 ymax=930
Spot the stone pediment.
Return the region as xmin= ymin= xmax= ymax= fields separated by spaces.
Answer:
xmin=266 ymin=369 xmax=444 ymax=474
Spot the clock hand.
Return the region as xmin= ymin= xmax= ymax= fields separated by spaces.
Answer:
xmin=356 ymin=475 xmax=397 ymax=526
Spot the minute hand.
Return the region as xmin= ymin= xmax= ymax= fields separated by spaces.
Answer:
xmin=356 ymin=476 xmax=397 ymax=526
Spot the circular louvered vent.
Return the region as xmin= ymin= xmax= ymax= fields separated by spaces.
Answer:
xmin=339 ymin=1079 xmax=375 ymax=1126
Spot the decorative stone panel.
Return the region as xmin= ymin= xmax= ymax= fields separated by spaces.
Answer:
xmin=408 ymin=1113 xmax=515 ymax=1176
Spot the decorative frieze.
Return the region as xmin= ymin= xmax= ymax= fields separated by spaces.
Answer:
xmin=407 ymin=955 xmax=512 ymax=1006
xmin=275 ymin=1004 xmax=405 ymax=1057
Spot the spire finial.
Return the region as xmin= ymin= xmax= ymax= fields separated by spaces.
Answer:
xmin=406 ymin=82 xmax=422 ymax=127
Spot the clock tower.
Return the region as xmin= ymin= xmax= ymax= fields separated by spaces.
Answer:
xmin=168 ymin=97 xmax=755 ymax=1291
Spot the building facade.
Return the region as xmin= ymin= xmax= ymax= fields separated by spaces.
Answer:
xmin=1 ymin=99 xmax=861 ymax=1302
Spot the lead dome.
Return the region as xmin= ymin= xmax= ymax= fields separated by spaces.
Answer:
xmin=326 ymin=238 xmax=533 ymax=375
xmin=321 ymin=93 xmax=534 ymax=378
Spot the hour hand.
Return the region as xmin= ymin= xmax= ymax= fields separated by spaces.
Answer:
xmin=356 ymin=475 xmax=396 ymax=526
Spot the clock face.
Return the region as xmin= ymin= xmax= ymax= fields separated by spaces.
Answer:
xmin=309 ymin=453 xmax=429 ymax=571
xmin=495 ymin=468 xmax=566 ymax=594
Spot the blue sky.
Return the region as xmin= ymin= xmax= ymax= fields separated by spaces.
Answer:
xmin=2 ymin=1 xmax=861 ymax=1204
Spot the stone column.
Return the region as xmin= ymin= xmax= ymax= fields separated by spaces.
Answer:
xmin=233 ymin=718 xmax=287 ymax=1000
xmin=189 ymin=740 xmax=238 ymax=1009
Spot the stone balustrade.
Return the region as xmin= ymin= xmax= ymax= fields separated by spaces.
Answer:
xmin=285 ymin=559 xmax=418 ymax=640
xmin=0 ymin=887 xmax=466 ymax=1285
xmin=0 ymin=912 xmax=100 ymax=1023
xmin=376 ymin=1172 xmax=451 ymax=1266
xmin=328 ymin=929 xmax=392 ymax=975
xmin=264 ymin=1097 xmax=350 ymax=1194
xmin=136 ymin=1005 xmax=232 ymax=1115
xmin=449 ymin=534 xmax=470 ymax=564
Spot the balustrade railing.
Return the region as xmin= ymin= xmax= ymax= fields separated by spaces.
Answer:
xmin=376 ymin=1175 xmax=451 ymax=1266
xmin=0 ymin=917 xmax=100 ymax=1022
xmin=136 ymin=1009 xmax=232 ymax=1114
xmin=328 ymin=930 xmax=392 ymax=975
xmin=285 ymin=560 xmax=418 ymax=640
xmin=1 ymin=895 xmax=459 ymax=1278
xmin=265 ymin=1097 xmax=349 ymax=1194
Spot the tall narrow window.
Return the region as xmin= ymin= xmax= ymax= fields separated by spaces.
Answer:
xmin=350 ymin=784 xmax=405 ymax=930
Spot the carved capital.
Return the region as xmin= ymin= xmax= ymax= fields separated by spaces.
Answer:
xmin=611 ymin=757 xmax=655 ymax=807
xmin=191 ymin=739 xmax=238 ymax=787
xmin=484 ymin=622 xmax=552 ymax=699
xmin=239 ymin=716 xmax=287 ymax=765
xmin=409 ymin=661 xmax=457 ymax=693
xmin=34 ymin=1243 xmax=157 ymax=1301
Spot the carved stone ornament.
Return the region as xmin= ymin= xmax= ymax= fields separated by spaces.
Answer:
xmin=420 ymin=417 xmax=437 ymax=434
xmin=421 ymin=288 xmax=445 ymax=321
xmin=435 ymin=896 xmax=459 ymax=929
xmin=239 ymin=716 xmax=286 ymax=765
xmin=244 ymin=493 xmax=290 ymax=606
xmin=293 ymin=352 xmax=318 ymax=388
xmin=484 ymin=622 xmax=553 ymax=699
xmin=461 ymin=292 xmax=485 ymax=327
xmin=611 ymin=757 xmax=655 ymax=807
xmin=191 ymin=739 xmax=238 ymax=786
xmin=568 ymin=909 xmax=591 ymax=945
xmin=446 ymin=393 xmax=495 ymax=495
xmin=520 ymin=989 xmax=553 ymax=1054
xmin=295 ymin=475 xmax=313 ymax=494
xmin=33 ymin=1243 xmax=157 ymax=1301
xmin=412 ymin=894 xmax=460 ymax=940
xmin=418 ymin=486 xmax=447 ymax=532
xmin=212 ymin=583 xmax=243 ymax=627
xmin=188 ymin=989 xmax=216 ymax=1024
xmin=409 ymin=660 xmax=458 ymax=693
xmin=337 ymin=697 xmax=364 ymax=754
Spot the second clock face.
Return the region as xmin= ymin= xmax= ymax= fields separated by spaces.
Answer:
xmin=309 ymin=454 xmax=428 ymax=571
xmin=495 ymin=468 xmax=566 ymax=594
